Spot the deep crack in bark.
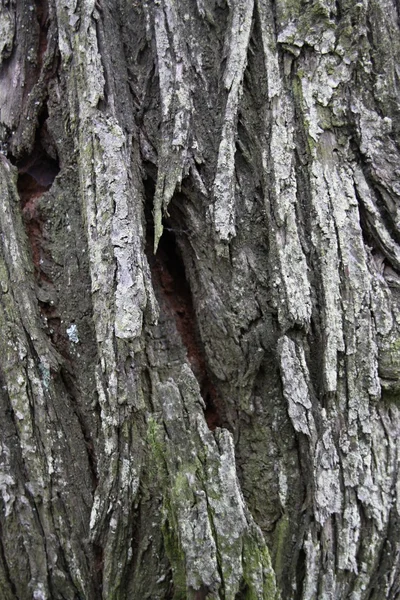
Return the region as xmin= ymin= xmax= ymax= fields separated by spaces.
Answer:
xmin=144 ymin=184 xmax=223 ymax=430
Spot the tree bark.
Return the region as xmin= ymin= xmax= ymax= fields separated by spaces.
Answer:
xmin=1 ymin=0 xmax=400 ymax=598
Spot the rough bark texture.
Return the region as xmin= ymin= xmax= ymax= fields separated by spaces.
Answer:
xmin=1 ymin=0 xmax=400 ymax=598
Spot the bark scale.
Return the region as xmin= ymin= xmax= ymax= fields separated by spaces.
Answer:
xmin=0 ymin=0 xmax=400 ymax=598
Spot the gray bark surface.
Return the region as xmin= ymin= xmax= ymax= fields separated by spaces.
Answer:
xmin=0 ymin=0 xmax=400 ymax=598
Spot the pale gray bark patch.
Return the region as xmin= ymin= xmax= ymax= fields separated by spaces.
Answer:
xmin=212 ymin=0 xmax=254 ymax=246
xmin=278 ymin=336 xmax=315 ymax=438
xmin=145 ymin=0 xmax=193 ymax=251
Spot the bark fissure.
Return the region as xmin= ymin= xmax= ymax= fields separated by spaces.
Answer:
xmin=60 ymin=367 xmax=99 ymax=489
xmin=145 ymin=195 xmax=223 ymax=432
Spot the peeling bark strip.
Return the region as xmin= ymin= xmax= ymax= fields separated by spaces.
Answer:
xmin=1 ymin=0 xmax=400 ymax=598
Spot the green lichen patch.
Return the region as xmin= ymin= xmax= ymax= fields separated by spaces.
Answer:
xmin=241 ymin=529 xmax=279 ymax=600
xmin=271 ymin=515 xmax=290 ymax=583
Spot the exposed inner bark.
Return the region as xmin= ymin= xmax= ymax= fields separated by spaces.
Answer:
xmin=144 ymin=182 xmax=223 ymax=431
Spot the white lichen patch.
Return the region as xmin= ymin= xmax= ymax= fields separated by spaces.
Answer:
xmin=66 ymin=324 xmax=79 ymax=344
xmin=0 ymin=443 xmax=15 ymax=518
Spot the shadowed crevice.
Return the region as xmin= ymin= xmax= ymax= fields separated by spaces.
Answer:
xmin=12 ymin=108 xmax=66 ymax=354
xmin=92 ymin=542 xmax=104 ymax=597
xmin=16 ymin=105 xmax=60 ymax=275
xmin=144 ymin=179 xmax=224 ymax=430
xmin=17 ymin=106 xmax=59 ymax=193
xmin=295 ymin=546 xmax=306 ymax=600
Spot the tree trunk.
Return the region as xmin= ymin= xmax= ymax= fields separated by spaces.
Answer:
xmin=1 ymin=0 xmax=400 ymax=598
